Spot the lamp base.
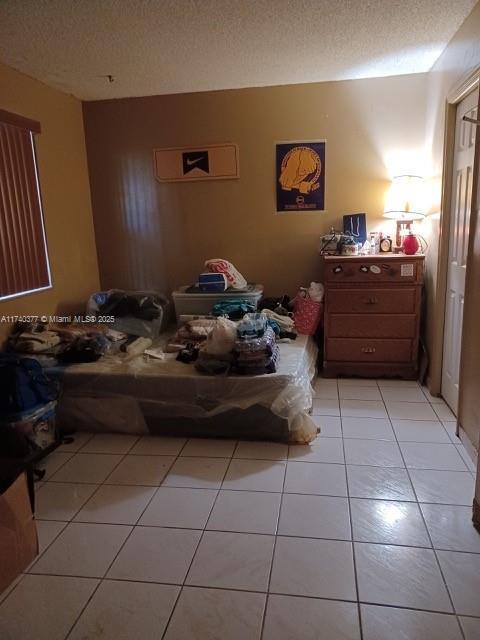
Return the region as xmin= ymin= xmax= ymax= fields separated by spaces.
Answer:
xmin=395 ymin=219 xmax=414 ymax=252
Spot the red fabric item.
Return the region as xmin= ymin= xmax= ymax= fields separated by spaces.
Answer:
xmin=293 ymin=297 xmax=323 ymax=335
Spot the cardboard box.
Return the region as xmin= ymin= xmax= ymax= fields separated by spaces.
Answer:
xmin=0 ymin=473 xmax=38 ymax=593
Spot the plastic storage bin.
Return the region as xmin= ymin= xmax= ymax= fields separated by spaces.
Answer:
xmin=172 ymin=285 xmax=263 ymax=322
xmin=1 ymin=401 xmax=58 ymax=451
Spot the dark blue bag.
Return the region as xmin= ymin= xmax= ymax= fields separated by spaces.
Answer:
xmin=0 ymin=355 xmax=58 ymax=418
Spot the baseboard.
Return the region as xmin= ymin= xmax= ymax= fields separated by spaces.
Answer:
xmin=458 ymin=424 xmax=478 ymax=468
xmin=473 ymin=499 xmax=480 ymax=532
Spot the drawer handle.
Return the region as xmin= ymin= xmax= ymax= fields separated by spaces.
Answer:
xmin=366 ymin=297 xmax=378 ymax=304
xmin=361 ymin=347 xmax=376 ymax=354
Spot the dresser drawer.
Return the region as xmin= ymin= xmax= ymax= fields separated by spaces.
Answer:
xmin=326 ymin=314 xmax=417 ymax=338
xmin=324 ymin=258 xmax=423 ymax=284
xmin=326 ymin=338 xmax=413 ymax=363
xmin=326 ymin=288 xmax=417 ymax=314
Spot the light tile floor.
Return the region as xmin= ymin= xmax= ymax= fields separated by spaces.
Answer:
xmin=0 ymin=377 xmax=479 ymax=640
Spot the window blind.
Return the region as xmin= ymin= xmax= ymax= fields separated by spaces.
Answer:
xmin=0 ymin=109 xmax=51 ymax=300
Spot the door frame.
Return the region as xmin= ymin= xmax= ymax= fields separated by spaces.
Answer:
xmin=429 ymin=66 xmax=480 ymax=395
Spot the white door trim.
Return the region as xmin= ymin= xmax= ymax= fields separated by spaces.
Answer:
xmin=441 ymin=88 xmax=478 ymax=414
xmin=429 ymin=66 xmax=480 ymax=395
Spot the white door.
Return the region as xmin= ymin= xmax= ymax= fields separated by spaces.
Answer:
xmin=441 ymin=88 xmax=479 ymax=415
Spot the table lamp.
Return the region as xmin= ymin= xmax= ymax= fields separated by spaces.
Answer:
xmin=383 ymin=175 xmax=425 ymax=252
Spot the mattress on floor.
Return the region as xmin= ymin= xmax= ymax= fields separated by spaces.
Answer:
xmin=55 ymin=335 xmax=319 ymax=443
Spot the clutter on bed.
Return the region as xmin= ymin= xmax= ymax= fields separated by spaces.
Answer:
xmin=237 ymin=313 xmax=267 ymax=339
xmin=211 ymin=299 xmax=257 ymax=319
xmin=173 ymin=257 xmax=263 ymax=320
xmin=202 ymin=317 xmax=237 ymax=354
xmin=176 ymin=318 xmax=218 ymax=344
xmin=0 ymin=257 xmax=327 ymax=444
xmin=87 ymin=289 xmax=169 ymax=337
xmin=54 ymin=333 xmax=319 ymax=443
xmin=6 ymin=320 xmax=117 ymax=364
xmin=198 ymin=272 xmax=228 ymax=292
xmin=195 ymin=317 xmax=237 ymax=374
xmin=234 ymin=324 xmax=279 ymax=375
xmin=204 ymin=258 xmax=247 ymax=290
xmin=171 ymin=313 xmax=281 ymax=375
xmin=258 ymin=295 xmax=291 ymax=315
xmin=59 ymin=334 xmax=112 ymax=364
xmin=172 ymin=284 xmax=263 ymax=320
xmin=120 ymin=336 xmax=153 ymax=357
xmin=13 ymin=330 xmax=62 ymax=354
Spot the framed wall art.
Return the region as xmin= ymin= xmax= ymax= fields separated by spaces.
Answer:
xmin=275 ymin=140 xmax=326 ymax=212
xmin=154 ymin=143 xmax=239 ymax=182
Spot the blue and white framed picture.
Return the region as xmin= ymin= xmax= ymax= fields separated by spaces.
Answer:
xmin=276 ymin=140 xmax=326 ymax=212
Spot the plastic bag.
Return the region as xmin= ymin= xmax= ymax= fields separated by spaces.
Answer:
xmin=205 ymin=259 xmax=248 ymax=290
xmin=237 ymin=313 xmax=268 ymax=339
xmin=308 ymin=282 xmax=324 ymax=302
xmin=202 ymin=317 xmax=238 ymax=356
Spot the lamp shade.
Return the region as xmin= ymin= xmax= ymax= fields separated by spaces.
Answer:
xmin=384 ymin=175 xmax=425 ymax=220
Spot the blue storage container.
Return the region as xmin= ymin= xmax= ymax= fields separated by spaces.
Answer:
xmin=198 ymin=272 xmax=228 ymax=292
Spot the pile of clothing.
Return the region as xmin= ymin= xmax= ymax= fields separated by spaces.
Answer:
xmin=175 ymin=318 xmax=217 ymax=344
xmin=7 ymin=321 xmax=125 ymax=365
xmin=258 ymin=296 xmax=296 ymax=339
xmin=171 ymin=312 xmax=284 ymax=376
xmin=211 ymin=299 xmax=256 ymax=319
xmin=165 ymin=318 xmax=218 ymax=363
xmin=234 ymin=324 xmax=279 ymax=375
xmin=87 ymin=289 xmax=169 ymax=338
xmin=195 ymin=317 xmax=237 ymax=374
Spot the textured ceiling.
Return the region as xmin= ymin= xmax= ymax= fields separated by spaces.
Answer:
xmin=0 ymin=0 xmax=477 ymax=101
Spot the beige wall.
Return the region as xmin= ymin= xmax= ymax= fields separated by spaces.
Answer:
xmin=423 ymin=2 xmax=480 ymax=384
xmin=83 ymin=74 xmax=429 ymax=298
xmin=0 ymin=62 xmax=100 ymax=345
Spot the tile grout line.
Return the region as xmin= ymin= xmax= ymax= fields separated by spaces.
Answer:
xmin=258 ymin=438 xmax=289 ymax=640
xmin=41 ymin=450 xmax=471 ymax=473
xmin=383 ymin=392 xmax=467 ymax=640
xmin=340 ymin=398 xmax=365 ymax=640
xmin=28 ymin=434 xmax=137 ymax=639
xmin=9 ymin=410 xmax=476 ymax=636
xmin=40 ymin=460 xmax=474 ymax=478
xmin=61 ymin=435 xmax=194 ymax=640
xmin=10 ymin=568 xmax=480 ymax=618
xmin=0 ymin=433 xmax=102 ymax=608
xmin=31 ymin=437 xmax=139 ymax=570
xmin=363 ymin=394 xmax=453 ymax=444
xmin=159 ymin=441 xmax=239 ymax=640
xmin=26 ymin=522 xmax=480 ymax=556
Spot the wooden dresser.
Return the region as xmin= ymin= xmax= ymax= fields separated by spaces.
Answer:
xmin=322 ymin=254 xmax=425 ymax=379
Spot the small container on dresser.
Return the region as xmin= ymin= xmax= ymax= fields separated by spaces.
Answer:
xmin=322 ymin=254 xmax=425 ymax=379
